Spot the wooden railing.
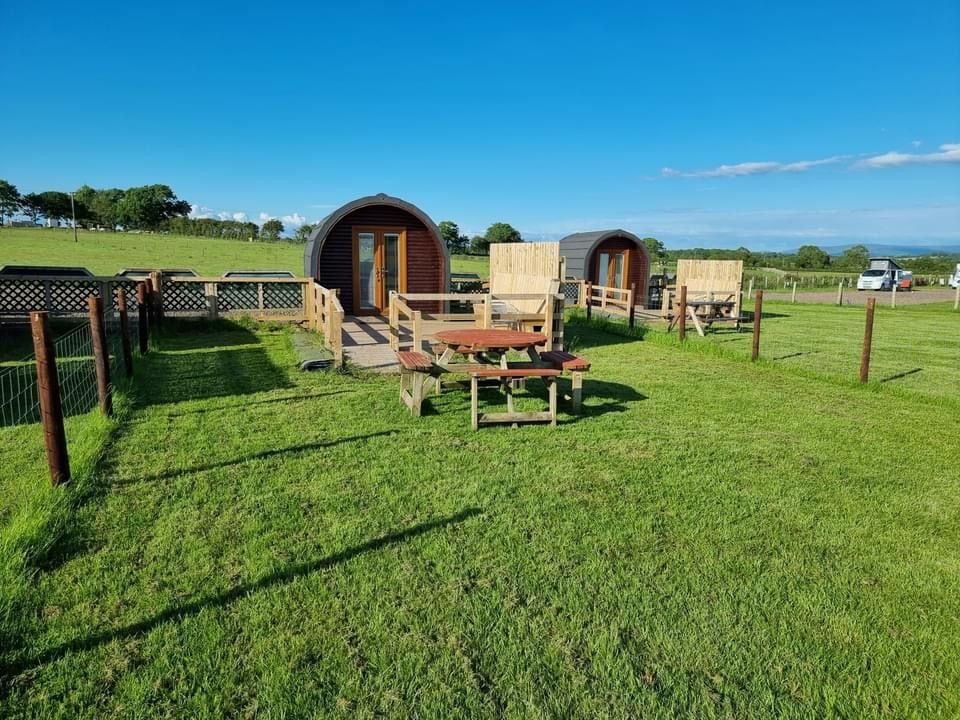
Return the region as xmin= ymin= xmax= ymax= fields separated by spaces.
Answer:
xmin=388 ymin=292 xmax=565 ymax=352
xmin=585 ymin=284 xmax=634 ymax=316
xmin=305 ymin=281 xmax=344 ymax=365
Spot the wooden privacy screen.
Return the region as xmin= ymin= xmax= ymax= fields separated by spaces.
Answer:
xmin=490 ymin=243 xmax=564 ymax=313
xmin=675 ymin=259 xmax=744 ymax=317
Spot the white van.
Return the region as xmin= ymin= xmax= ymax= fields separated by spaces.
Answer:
xmin=949 ymin=264 xmax=960 ymax=289
xmin=857 ymin=269 xmax=893 ymax=291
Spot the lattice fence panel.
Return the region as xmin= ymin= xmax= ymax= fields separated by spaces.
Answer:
xmin=0 ymin=279 xmax=45 ymax=313
xmin=262 ymin=283 xmax=304 ymax=312
xmin=217 ymin=282 xmax=259 ymax=311
xmin=163 ymin=282 xmax=207 ymax=313
xmin=111 ymin=280 xmax=141 ymax=312
xmin=560 ymin=281 xmax=581 ymax=306
xmin=49 ymin=281 xmax=101 ymax=313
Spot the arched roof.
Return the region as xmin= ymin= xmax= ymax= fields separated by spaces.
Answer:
xmin=303 ymin=193 xmax=449 ymax=277
xmin=558 ymin=229 xmax=650 ymax=279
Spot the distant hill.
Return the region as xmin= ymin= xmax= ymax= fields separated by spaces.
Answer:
xmin=816 ymin=243 xmax=960 ymax=257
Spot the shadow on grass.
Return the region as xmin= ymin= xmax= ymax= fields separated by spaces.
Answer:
xmin=771 ymin=350 xmax=820 ymax=361
xmin=159 ymin=389 xmax=357 ymax=418
xmin=111 ymin=431 xmax=398 ymax=486
xmin=4 ymin=507 xmax=482 ymax=678
xmin=135 ymin=333 xmax=292 ymax=408
xmin=880 ymin=368 xmax=922 ymax=383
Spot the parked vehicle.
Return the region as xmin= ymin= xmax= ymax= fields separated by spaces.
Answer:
xmin=857 ymin=269 xmax=893 ymax=291
xmin=896 ymin=270 xmax=913 ymax=291
xmin=949 ymin=264 xmax=960 ymax=289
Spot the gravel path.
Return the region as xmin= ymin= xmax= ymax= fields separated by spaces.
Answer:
xmin=763 ymin=289 xmax=958 ymax=306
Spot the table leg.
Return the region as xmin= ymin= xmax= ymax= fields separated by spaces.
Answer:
xmin=548 ymin=377 xmax=557 ymax=427
xmin=571 ymin=371 xmax=583 ymax=413
xmin=470 ymin=376 xmax=479 ymax=431
xmin=688 ymin=306 xmax=706 ymax=337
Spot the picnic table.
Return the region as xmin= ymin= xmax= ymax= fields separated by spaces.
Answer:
xmin=668 ymin=297 xmax=741 ymax=337
xmin=433 ymin=328 xmax=548 ymax=369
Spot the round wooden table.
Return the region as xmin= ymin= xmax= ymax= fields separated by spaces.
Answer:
xmin=433 ymin=328 xmax=547 ymax=355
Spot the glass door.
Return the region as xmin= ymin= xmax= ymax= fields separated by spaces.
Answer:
xmin=353 ymin=227 xmax=406 ymax=314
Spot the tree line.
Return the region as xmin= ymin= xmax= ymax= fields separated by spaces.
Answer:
xmin=0 ymin=178 xmax=191 ymax=232
xmin=438 ymin=220 xmax=522 ymax=255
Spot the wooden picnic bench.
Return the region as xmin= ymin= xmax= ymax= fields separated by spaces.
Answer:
xmin=396 ymin=351 xmax=441 ymax=417
xmin=470 ymin=367 xmax=560 ymax=430
xmin=539 ymin=350 xmax=591 ymax=412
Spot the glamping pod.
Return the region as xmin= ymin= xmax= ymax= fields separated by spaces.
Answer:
xmin=559 ymin=230 xmax=651 ymax=305
xmin=304 ymin=194 xmax=450 ymax=315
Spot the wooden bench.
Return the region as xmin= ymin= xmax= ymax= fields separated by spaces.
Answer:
xmin=539 ymin=351 xmax=591 ymax=412
xmin=396 ymin=351 xmax=440 ymax=417
xmin=470 ymin=368 xmax=560 ymax=430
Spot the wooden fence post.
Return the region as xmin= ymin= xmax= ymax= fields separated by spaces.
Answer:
xmin=149 ymin=271 xmax=163 ymax=327
xmin=837 ymin=281 xmax=844 ymax=306
xmin=413 ymin=310 xmax=423 ymax=353
xmin=88 ymin=296 xmax=112 ymax=416
xmin=579 ymin=280 xmax=587 ymax=308
xmin=31 ymin=311 xmax=70 ymax=485
xmin=860 ymin=297 xmax=876 ymax=383
xmin=791 ymin=281 xmax=797 ymax=304
xmin=661 ymin=288 xmax=671 ymax=319
xmin=136 ymin=281 xmax=149 ymax=354
xmin=585 ymin=282 xmax=593 ymax=320
xmin=751 ymin=290 xmax=763 ymax=362
xmin=678 ymin=285 xmax=687 ymax=341
xmin=747 ymin=278 xmax=754 ymax=299
xmin=891 ymin=283 xmax=897 ymax=309
xmin=117 ymin=288 xmax=134 ymax=376
xmin=628 ymin=283 xmax=636 ymax=328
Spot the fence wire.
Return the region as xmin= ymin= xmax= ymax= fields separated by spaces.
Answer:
xmin=0 ymin=314 xmax=137 ymax=428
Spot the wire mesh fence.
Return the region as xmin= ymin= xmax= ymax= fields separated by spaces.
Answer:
xmin=0 ymin=314 xmax=137 ymax=428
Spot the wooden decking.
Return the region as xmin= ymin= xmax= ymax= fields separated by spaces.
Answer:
xmin=341 ymin=315 xmax=453 ymax=372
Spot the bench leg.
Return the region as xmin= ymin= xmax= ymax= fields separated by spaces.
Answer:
xmin=471 ymin=376 xmax=479 ymax=431
xmin=571 ymin=372 xmax=583 ymax=413
xmin=411 ymin=372 xmax=425 ymax=417
xmin=548 ymin=376 xmax=557 ymax=427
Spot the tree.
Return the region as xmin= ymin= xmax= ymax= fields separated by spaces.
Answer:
xmin=839 ymin=244 xmax=870 ymax=270
xmin=89 ymin=188 xmax=125 ymax=230
xmin=20 ymin=193 xmax=43 ymax=225
xmin=439 ymin=220 xmax=469 ymax=253
xmin=795 ymin=244 xmax=831 ymax=269
xmin=116 ymin=184 xmax=191 ymax=230
xmin=294 ymin=223 xmax=316 ymax=243
xmin=469 ymin=235 xmax=489 ymax=255
xmin=642 ymin=237 xmax=666 ymax=260
xmin=261 ymin=218 xmax=284 ymax=240
xmin=484 ymin=222 xmax=522 ymax=249
xmin=0 ymin=180 xmax=21 ymax=226
xmin=36 ymin=191 xmax=73 ymax=225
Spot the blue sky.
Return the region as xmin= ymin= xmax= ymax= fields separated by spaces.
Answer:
xmin=3 ymin=1 xmax=959 ymax=249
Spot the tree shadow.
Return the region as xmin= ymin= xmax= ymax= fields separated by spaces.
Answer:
xmin=159 ymin=389 xmax=357 ymax=418
xmin=2 ymin=508 xmax=483 ymax=678
xmin=478 ymin=377 xmax=647 ymax=421
xmin=110 ymin=431 xmax=399 ymax=486
xmin=153 ymin=320 xmax=262 ymax=351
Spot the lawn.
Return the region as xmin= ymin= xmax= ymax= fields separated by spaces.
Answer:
xmin=0 ymin=228 xmax=488 ymax=278
xmin=2 ymin=311 xmax=959 ymax=718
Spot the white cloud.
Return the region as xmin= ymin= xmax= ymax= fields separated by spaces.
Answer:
xmin=911 ymin=140 xmax=922 ymax=148
xmin=855 ymin=143 xmax=960 ymax=169
xmin=662 ymin=156 xmax=846 ymax=178
xmin=189 ymin=204 xmax=215 ymax=219
xmin=281 ymin=213 xmax=307 ymax=227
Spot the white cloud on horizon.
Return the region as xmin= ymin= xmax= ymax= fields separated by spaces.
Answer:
xmin=854 ymin=143 xmax=960 ymax=169
xmin=662 ymin=156 xmax=847 ymax=178
xmin=663 ymin=142 xmax=959 ymax=178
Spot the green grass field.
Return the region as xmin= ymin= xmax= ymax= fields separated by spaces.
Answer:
xmin=2 ymin=306 xmax=959 ymax=717
xmin=0 ymin=228 xmax=488 ymax=278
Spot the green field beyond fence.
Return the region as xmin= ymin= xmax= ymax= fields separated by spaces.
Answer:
xmin=0 ymin=228 xmax=488 ymax=278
